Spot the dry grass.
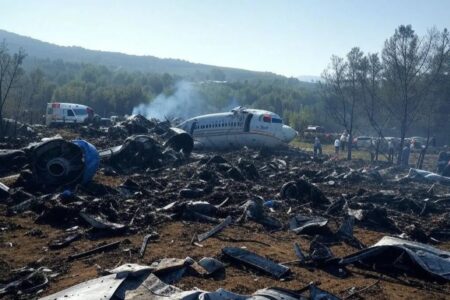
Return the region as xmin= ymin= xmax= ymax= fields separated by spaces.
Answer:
xmin=291 ymin=139 xmax=438 ymax=171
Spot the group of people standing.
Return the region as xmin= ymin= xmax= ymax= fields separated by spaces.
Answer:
xmin=388 ymin=139 xmax=415 ymax=166
xmin=313 ymin=131 xmax=349 ymax=158
xmin=333 ymin=131 xmax=349 ymax=158
xmin=313 ymin=130 xmax=416 ymax=168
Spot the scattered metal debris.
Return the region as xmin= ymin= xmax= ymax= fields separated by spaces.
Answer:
xmin=139 ymin=232 xmax=159 ymax=257
xmin=0 ymin=268 xmax=49 ymax=296
xmin=197 ymin=216 xmax=232 ymax=242
xmin=222 ymin=247 xmax=290 ymax=279
xmin=198 ymin=257 xmax=225 ymax=275
xmin=289 ymin=215 xmax=328 ymax=235
xmin=40 ymin=263 xmax=340 ymax=300
xmin=1 ymin=120 xmax=450 ymax=298
xmin=39 ymin=273 xmax=124 ymax=300
xmin=48 ymin=232 xmax=81 ymax=249
xmin=341 ymin=236 xmax=450 ymax=281
xmin=68 ymin=240 xmax=124 ymax=261
xmin=80 ymin=212 xmax=126 ymax=231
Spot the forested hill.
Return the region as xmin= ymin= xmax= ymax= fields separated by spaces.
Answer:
xmin=0 ymin=29 xmax=283 ymax=81
xmin=0 ymin=29 xmax=328 ymax=132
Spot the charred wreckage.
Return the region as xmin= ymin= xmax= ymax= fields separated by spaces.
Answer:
xmin=0 ymin=114 xmax=450 ymax=299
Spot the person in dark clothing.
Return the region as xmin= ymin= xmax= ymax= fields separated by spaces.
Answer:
xmin=431 ymin=136 xmax=436 ymax=147
xmin=437 ymin=151 xmax=450 ymax=174
xmin=313 ymin=137 xmax=322 ymax=158
xmin=442 ymin=162 xmax=450 ymax=177
xmin=401 ymin=143 xmax=411 ymax=167
xmin=388 ymin=140 xmax=395 ymax=163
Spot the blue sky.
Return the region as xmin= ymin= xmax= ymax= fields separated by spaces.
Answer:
xmin=1 ymin=0 xmax=449 ymax=77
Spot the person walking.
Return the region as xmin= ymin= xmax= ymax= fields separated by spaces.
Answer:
xmin=334 ymin=137 xmax=341 ymax=158
xmin=442 ymin=161 xmax=450 ymax=177
xmin=313 ymin=137 xmax=322 ymax=158
xmin=401 ymin=142 xmax=411 ymax=167
xmin=369 ymin=143 xmax=376 ymax=162
xmin=340 ymin=131 xmax=348 ymax=151
xmin=388 ymin=140 xmax=394 ymax=163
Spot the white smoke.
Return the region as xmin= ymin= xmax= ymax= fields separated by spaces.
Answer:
xmin=224 ymin=97 xmax=240 ymax=111
xmin=132 ymin=81 xmax=214 ymax=120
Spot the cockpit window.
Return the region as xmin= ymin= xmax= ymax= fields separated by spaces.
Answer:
xmin=272 ymin=118 xmax=282 ymax=124
xmin=258 ymin=114 xmax=282 ymax=124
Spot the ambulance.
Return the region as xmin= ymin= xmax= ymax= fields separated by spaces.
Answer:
xmin=45 ymin=103 xmax=94 ymax=126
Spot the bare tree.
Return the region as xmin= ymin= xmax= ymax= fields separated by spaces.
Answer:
xmin=419 ymin=28 xmax=450 ymax=168
xmin=322 ymin=48 xmax=364 ymax=160
xmin=382 ymin=25 xmax=449 ymax=164
xmin=0 ymin=41 xmax=26 ymax=137
xmin=322 ymin=56 xmax=348 ymax=129
xmin=358 ymin=53 xmax=393 ymax=161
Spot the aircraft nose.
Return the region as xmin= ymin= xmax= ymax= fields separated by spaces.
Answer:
xmin=281 ymin=125 xmax=298 ymax=143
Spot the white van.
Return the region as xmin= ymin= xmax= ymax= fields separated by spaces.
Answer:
xmin=45 ymin=103 xmax=94 ymax=126
xmin=354 ymin=136 xmax=373 ymax=149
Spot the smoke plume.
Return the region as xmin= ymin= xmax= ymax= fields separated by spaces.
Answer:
xmin=132 ymin=81 xmax=214 ymax=120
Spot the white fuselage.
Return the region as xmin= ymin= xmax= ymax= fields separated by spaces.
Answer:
xmin=177 ymin=107 xmax=298 ymax=149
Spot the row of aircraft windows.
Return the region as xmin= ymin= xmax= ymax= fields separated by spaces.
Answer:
xmin=196 ymin=121 xmax=243 ymax=129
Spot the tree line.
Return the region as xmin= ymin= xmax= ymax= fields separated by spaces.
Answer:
xmin=0 ymin=42 xmax=328 ymax=136
xmin=322 ymin=25 xmax=450 ymax=161
xmin=1 ymin=24 xmax=449 ymax=161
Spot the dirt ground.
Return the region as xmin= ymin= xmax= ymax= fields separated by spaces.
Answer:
xmin=1 ymin=213 xmax=450 ymax=299
xmin=1 ymin=128 xmax=450 ymax=299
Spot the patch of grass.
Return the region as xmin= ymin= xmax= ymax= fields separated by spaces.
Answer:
xmin=291 ymin=138 xmax=439 ymax=170
xmin=291 ymin=139 xmax=382 ymax=161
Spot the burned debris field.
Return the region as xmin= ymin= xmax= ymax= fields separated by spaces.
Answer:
xmin=1 ymin=0 xmax=450 ymax=297
xmin=0 ymin=118 xmax=450 ymax=300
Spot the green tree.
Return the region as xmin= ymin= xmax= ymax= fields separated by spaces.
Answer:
xmin=382 ymin=25 xmax=449 ymax=163
xmin=209 ymin=68 xmax=226 ymax=81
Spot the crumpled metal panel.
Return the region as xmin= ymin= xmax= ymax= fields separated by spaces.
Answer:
xmin=407 ymin=168 xmax=450 ymax=185
xmin=40 ymin=264 xmax=337 ymax=300
xmin=197 ymin=289 xmax=248 ymax=300
xmin=198 ymin=257 xmax=225 ymax=275
xmin=117 ymin=273 xmax=197 ymax=300
xmin=108 ymin=263 xmax=153 ymax=279
xmin=164 ymin=128 xmax=193 ymax=154
xmin=289 ymin=215 xmax=328 ymax=234
xmin=196 ymin=287 xmax=310 ymax=300
xmin=102 ymin=135 xmax=163 ymax=171
xmin=252 ymin=288 xmax=307 ymax=300
xmin=79 ymin=212 xmax=126 ymax=230
xmin=40 ymin=264 xmax=154 ymax=300
xmin=309 ymin=285 xmax=340 ymax=300
xmin=222 ymin=247 xmax=290 ymax=279
xmin=39 ymin=274 xmax=125 ymax=300
xmin=197 ymin=216 xmax=232 ymax=242
xmin=341 ymin=236 xmax=450 ymax=281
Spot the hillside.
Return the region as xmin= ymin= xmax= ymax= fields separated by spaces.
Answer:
xmin=0 ymin=29 xmax=325 ymax=131
xmin=0 ymin=29 xmax=283 ymax=81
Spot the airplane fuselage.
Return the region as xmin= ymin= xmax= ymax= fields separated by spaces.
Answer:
xmin=177 ymin=107 xmax=298 ymax=149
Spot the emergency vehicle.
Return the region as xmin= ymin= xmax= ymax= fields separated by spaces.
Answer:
xmin=45 ymin=103 xmax=94 ymax=126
